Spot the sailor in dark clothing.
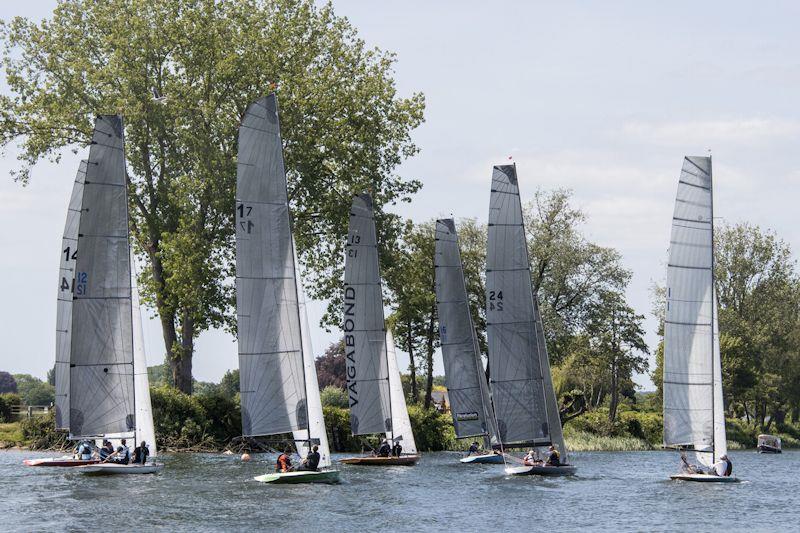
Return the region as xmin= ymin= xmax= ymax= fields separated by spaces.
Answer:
xmin=392 ymin=441 xmax=402 ymax=457
xmin=297 ymin=445 xmax=321 ymax=471
xmin=98 ymin=440 xmax=114 ymax=461
xmin=467 ymin=442 xmax=480 ymax=456
xmin=132 ymin=441 xmax=150 ymax=465
xmin=545 ymin=445 xmax=561 ymax=466
xmin=376 ymin=439 xmax=391 ymax=457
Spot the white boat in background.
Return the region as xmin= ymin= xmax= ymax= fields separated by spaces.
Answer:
xmin=663 ymin=156 xmax=737 ymax=483
xmin=77 ymin=463 xmax=163 ymax=475
xmin=235 ymin=94 xmax=338 ymax=484
xmin=484 ymin=164 xmax=574 ymax=477
xmin=757 ymin=434 xmax=782 ymax=454
xmin=339 ymin=193 xmax=420 ymax=466
xmin=435 ymin=219 xmax=501 ymax=464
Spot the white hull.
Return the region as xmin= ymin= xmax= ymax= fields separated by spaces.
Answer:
xmin=77 ymin=463 xmax=163 ymax=475
xmin=670 ymin=473 xmax=738 ymax=483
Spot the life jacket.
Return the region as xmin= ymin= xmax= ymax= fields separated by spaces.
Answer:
xmin=277 ymin=454 xmax=291 ymax=472
xmin=116 ymin=446 xmax=130 ymax=464
xmin=78 ymin=443 xmax=92 ymax=460
xmin=547 ymin=449 xmax=561 ymax=466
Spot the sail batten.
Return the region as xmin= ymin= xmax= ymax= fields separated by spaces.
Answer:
xmin=343 ymin=194 xmax=392 ymax=436
xmin=485 ymin=164 xmax=566 ymax=459
xmin=236 ymin=95 xmax=307 ymax=438
xmin=69 ymin=116 xmax=136 ymax=440
xmin=434 ymin=219 xmax=497 ymax=444
xmin=663 ymin=155 xmax=725 ymax=468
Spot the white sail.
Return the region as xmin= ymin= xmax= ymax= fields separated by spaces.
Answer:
xmin=292 ymin=246 xmax=332 ymax=468
xmin=663 ymin=155 xmax=724 ymax=467
xmin=131 ymin=254 xmax=157 ymax=457
xmin=386 ymin=330 xmax=417 ymax=454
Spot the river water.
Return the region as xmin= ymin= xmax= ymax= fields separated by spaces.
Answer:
xmin=1 ymin=449 xmax=796 ymax=531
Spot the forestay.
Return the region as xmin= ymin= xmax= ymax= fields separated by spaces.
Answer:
xmin=70 ymin=116 xmax=135 ymax=439
xmin=236 ymin=95 xmax=307 ymax=438
xmin=434 ymin=219 xmax=496 ymax=442
xmin=55 ymin=160 xmax=87 ymax=430
xmin=663 ymin=156 xmax=725 ymax=467
xmin=485 ymin=164 xmax=566 ymax=458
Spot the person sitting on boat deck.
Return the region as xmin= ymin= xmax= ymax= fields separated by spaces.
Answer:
xmin=112 ymin=439 xmax=130 ymax=465
xmin=297 ymin=445 xmax=321 ymax=472
xmin=545 ymin=445 xmax=561 ymax=466
xmin=376 ymin=439 xmax=391 ymax=457
xmin=523 ymin=450 xmax=538 ymax=466
xmin=392 ymin=441 xmax=403 ymax=457
xmin=679 ymin=451 xmax=698 ymax=474
xmin=98 ymin=440 xmax=113 ymax=461
xmin=75 ymin=440 xmax=93 ymax=461
xmin=276 ymin=447 xmax=293 ymax=473
xmin=467 ymin=442 xmax=480 ymax=456
xmin=709 ymin=454 xmax=732 ymax=477
xmin=132 ymin=441 xmax=150 ymax=465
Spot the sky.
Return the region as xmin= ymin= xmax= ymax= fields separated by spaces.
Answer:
xmin=1 ymin=1 xmax=799 ymax=389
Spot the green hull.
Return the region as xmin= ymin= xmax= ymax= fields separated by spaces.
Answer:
xmin=254 ymin=470 xmax=340 ymax=484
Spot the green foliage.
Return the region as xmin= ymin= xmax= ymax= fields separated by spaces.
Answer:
xmin=0 ymin=0 xmax=424 ymax=393
xmin=12 ymin=374 xmax=54 ymax=406
xmin=563 ymin=428 xmax=652 ymax=452
xmin=565 ymin=407 xmax=662 ymax=447
xmin=150 ymin=385 xmax=240 ymax=450
xmin=323 ymin=406 xmax=360 ymax=453
xmin=0 ymin=371 xmax=17 ymax=393
xmin=19 ymin=412 xmax=69 ymax=451
xmin=407 ymin=404 xmax=457 ymax=451
xmin=0 ymin=422 xmax=23 ymax=445
xmin=320 ymin=386 xmax=348 ymax=408
xmin=0 ymin=393 xmax=21 ymax=422
xmin=217 ymin=369 xmax=240 ymax=400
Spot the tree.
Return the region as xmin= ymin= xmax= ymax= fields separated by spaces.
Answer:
xmin=46 ymin=366 xmax=55 ymax=386
xmin=0 ymin=371 xmax=17 ymax=394
xmin=12 ymin=374 xmax=55 ymax=406
xmin=584 ymin=290 xmax=649 ymax=422
xmin=320 ymin=385 xmax=349 ymax=408
xmin=0 ymin=0 xmax=424 ymax=393
xmin=315 ymin=340 xmax=346 ymax=390
xmin=218 ymin=369 xmax=240 ymax=401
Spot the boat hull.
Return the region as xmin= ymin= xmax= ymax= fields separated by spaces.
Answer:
xmin=24 ymin=457 xmax=99 ymax=467
xmin=505 ymin=464 xmax=577 ymax=476
xmin=254 ymin=470 xmax=340 ymax=484
xmin=670 ymin=473 xmax=738 ymax=483
xmin=77 ymin=463 xmax=163 ymax=475
xmin=460 ymin=453 xmax=504 ymax=464
xmin=339 ymin=455 xmax=420 ymax=466
xmin=757 ymin=446 xmax=781 ymax=454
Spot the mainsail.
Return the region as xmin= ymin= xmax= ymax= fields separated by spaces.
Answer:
xmin=69 ymin=116 xmax=135 ymax=439
xmin=386 ymin=330 xmax=418 ymax=453
xmin=236 ymin=94 xmax=308 ymax=439
xmin=434 ymin=218 xmax=497 ymax=444
xmin=55 ymin=160 xmax=87 ymax=430
xmin=343 ymin=194 xmax=392 ymax=436
xmin=485 ymin=164 xmax=566 ymax=458
xmin=663 ymin=155 xmax=725 ymax=467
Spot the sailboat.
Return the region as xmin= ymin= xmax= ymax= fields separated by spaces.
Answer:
xmin=235 ymin=94 xmax=338 ymax=484
xmin=485 ymin=164 xmax=575 ymax=476
xmin=339 ymin=193 xmax=420 ymax=466
xmin=433 ymin=219 xmax=501 ymax=464
xmin=664 ymin=156 xmax=736 ymax=482
xmin=27 ymin=117 xmax=159 ymax=473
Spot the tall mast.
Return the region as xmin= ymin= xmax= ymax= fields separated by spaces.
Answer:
xmin=708 ymin=155 xmax=716 ymax=463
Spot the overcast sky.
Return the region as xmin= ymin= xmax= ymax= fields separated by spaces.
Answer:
xmin=1 ymin=1 xmax=799 ymax=389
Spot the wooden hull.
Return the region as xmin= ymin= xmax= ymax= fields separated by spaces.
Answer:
xmin=339 ymin=455 xmax=420 ymax=466
xmin=24 ymin=457 xmax=100 ymax=467
xmin=460 ymin=453 xmax=504 ymax=464
xmin=505 ymin=464 xmax=577 ymax=476
xmin=670 ymin=473 xmax=738 ymax=483
xmin=77 ymin=463 xmax=163 ymax=475
xmin=254 ymin=470 xmax=340 ymax=484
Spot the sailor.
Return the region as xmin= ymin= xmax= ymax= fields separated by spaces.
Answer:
xmin=545 ymin=445 xmax=561 ymax=466
xmin=467 ymin=442 xmax=480 ymax=456
xmin=709 ymin=454 xmax=732 ymax=477
xmin=113 ymin=439 xmax=130 ymax=465
xmin=679 ymin=451 xmax=698 ymax=474
xmin=297 ymin=445 xmax=321 ymax=472
xmin=276 ymin=447 xmax=293 ymax=472
xmin=376 ymin=439 xmax=391 ymax=458
xmin=132 ymin=441 xmax=150 ymax=465
xmin=75 ymin=440 xmax=93 ymax=461
xmin=392 ymin=441 xmax=403 ymax=457
xmin=523 ymin=450 xmax=537 ymax=466
xmin=98 ymin=440 xmax=113 ymax=460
